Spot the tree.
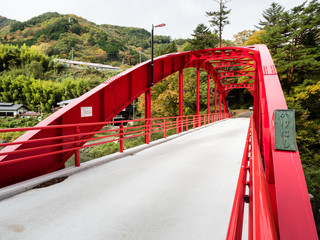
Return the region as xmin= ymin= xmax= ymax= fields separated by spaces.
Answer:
xmin=233 ymin=30 xmax=255 ymax=46
xmin=206 ymin=0 xmax=231 ymax=47
xmin=167 ymin=41 xmax=178 ymax=53
xmin=259 ymin=0 xmax=320 ymax=206
xmin=243 ymin=30 xmax=266 ymax=45
xmin=286 ymin=82 xmax=320 ymax=206
xmin=185 ymin=24 xmax=219 ymax=50
xmin=263 ymin=0 xmax=320 ymax=94
xmin=256 ymin=2 xmax=284 ymax=29
xmin=155 ymin=41 xmax=178 ymax=57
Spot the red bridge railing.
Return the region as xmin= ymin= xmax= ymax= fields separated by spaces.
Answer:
xmin=0 ymin=45 xmax=318 ymax=238
xmin=0 ymin=113 xmax=231 ymax=172
xmin=224 ymin=44 xmax=318 ymax=239
xmin=227 ymin=116 xmax=278 ymax=239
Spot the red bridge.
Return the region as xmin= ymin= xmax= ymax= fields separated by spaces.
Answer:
xmin=0 ymin=45 xmax=317 ymax=239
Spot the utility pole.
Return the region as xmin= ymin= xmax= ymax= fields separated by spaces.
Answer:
xmin=71 ymin=47 xmax=74 ymax=61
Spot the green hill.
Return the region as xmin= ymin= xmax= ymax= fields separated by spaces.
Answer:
xmin=0 ymin=12 xmax=171 ymax=65
xmin=0 ymin=16 xmax=15 ymax=29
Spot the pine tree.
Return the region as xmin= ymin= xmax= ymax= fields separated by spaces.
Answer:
xmin=206 ymin=0 xmax=231 ymax=47
xmin=186 ymin=24 xmax=219 ymax=50
xmin=256 ymin=2 xmax=284 ymax=29
xmin=263 ymin=0 xmax=320 ymax=94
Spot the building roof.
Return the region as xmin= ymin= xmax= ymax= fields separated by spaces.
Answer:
xmin=21 ymin=112 xmax=40 ymax=116
xmin=53 ymin=59 xmax=120 ymax=70
xmin=57 ymin=99 xmax=76 ymax=106
xmin=0 ymin=103 xmax=25 ymax=111
xmin=0 ymin=102 xmax=14 ymax=106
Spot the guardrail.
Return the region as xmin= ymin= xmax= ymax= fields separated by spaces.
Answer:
xmin=0 ymin=113 xmax=231 ymax=168
xmin=226 ymin=116 xmax=278 ymax=239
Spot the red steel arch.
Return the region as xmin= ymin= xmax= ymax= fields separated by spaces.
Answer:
xmin=0 ymin=46 xmax=257 ymax=185
xmin=0 ymin=45 xmax=317 ymax=239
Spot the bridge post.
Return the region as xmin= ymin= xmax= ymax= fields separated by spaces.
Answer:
xmin=145 ymin=88 xmax=151 ymax=144
xmin=196 ymin=68 xmax=200 ymax=127
xmin=214 ymin=82 xmax=217 ymax=121
xmin=207 ymin=73 xmax=210 ymax=124
xmin=219 ymin=91 xmax=222 ymax=120
xmin=75 ymin=126 xmax=80 ymax=167
xmin=176 ymin=117 xmax=179 ymax=134
xmin=163 ymin=118 xmax=167 ymax=138
xmin=179 ymin=70 xmax=183 ymax=133
xmin=119 ymin=123 xmax=124 ymax=153
xmin=186 ymin=117 xmax=188 ymax=131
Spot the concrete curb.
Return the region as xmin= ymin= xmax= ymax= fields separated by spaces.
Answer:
xmin=0 ymin=119 xmax=228 ymax=201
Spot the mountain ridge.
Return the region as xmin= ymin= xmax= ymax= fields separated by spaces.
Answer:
xmin=0 ymin=12 xmax=172 ymax=65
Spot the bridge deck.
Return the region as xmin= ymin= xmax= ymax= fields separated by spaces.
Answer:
xmin=0 ymin=118 xmax=249 ymax=240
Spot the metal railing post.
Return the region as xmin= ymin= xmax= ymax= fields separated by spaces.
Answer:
xmin=186 ymin=117 xmax=188 ymax=131
xmin=144 ymin=118 xmax=150 ymax=144
xmin=164 ymin=118 xmax=167 ymax=138
xmin=119 ymin=123 xmax=124 ymax=153
xmin=75 ymin=126 xmax=80 ymax=167
xmin=176 ymin=117 xmax=179 ymax=134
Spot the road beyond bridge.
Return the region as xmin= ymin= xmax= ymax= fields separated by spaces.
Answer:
xmin=0 ymin=118 xmax=249 ymax=240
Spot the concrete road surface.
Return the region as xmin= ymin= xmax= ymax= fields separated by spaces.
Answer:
xmin=0 ymin=118 xmax=249 ymax=240
xmin=237 ymin=111 xmax=252 ymax=118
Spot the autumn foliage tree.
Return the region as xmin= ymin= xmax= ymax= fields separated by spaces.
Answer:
xmin=233 ymin=30 xmax=254 ymax=46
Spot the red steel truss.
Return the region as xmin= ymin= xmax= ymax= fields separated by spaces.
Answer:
xmin=0 ymin=45 xmax=317 ymax=239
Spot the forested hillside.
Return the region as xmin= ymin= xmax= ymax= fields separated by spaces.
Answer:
xmin=0 ymin=44 xmax=121 ymax=112
xmin=0 ymin=12 xmax=185 ymax=116
xmin=0 ymin=16 xmax=15 ymax=29
xmin=0 ymin=12 xmax=176 ymax=65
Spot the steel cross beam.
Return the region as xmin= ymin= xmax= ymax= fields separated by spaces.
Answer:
xmin=219 ymin=70 xmax=254 ymax=79
xmin=223 ymin=83 xmax=254 ymax=96
xmin=221 ymin=78 xmax=254 ymax=84
xmin=210 ymin=59 xmax=255 ymax=68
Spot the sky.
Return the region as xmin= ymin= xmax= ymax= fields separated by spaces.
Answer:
xmin=1 ymin=0 xmax=307 ymax=41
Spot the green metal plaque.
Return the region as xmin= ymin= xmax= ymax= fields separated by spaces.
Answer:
xmin=274 ymin=109 xmax=297 ymax=151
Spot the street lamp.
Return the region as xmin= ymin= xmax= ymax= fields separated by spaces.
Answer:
xmin=151 ymin=23 xmax=165 ymax=86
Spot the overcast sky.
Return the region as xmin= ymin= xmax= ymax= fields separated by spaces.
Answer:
xmin=1 ymin=0 xmax=307 ymax=41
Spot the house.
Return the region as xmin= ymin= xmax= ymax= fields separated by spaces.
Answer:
xmin=0 ymin=103 xmax=27 ymax=117
xmin=21 ymin=111 xmax=42 ymax=121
